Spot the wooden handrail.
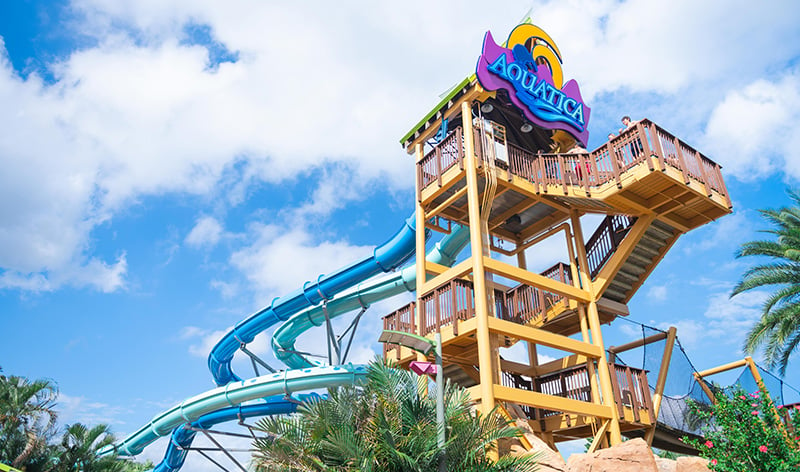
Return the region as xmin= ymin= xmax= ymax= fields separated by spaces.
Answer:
xmin=416 ymin=119 xmax=730 ymax=207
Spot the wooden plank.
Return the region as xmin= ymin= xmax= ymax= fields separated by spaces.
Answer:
xmin=483 ymin=257 xmax=592 ymax=302
xmin=534 ymin=354 xmax=591 ymax=377
xmin=493 ymin=385 xmax=614 ymax=419
xmin=417 ymin=259 xmax=473 ymax=296
xmin=487 ymin=317 xmax=602 ymax=358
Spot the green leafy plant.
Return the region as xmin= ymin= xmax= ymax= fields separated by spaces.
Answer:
xmin=252 ymin=359 xmax=539 ymax=472
xmin=684 ymin=387 xmax=800 ymax=472
xmin=732 ymin=189 xmax=800 ymax=375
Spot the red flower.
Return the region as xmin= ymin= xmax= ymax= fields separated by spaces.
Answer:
xmin=704 ymin=440 xmax=714 ymax=448
xmin=759 ymin=445 xmax=768 ymax=453
xmin=711 ymin=459 xmax=718 ymax=466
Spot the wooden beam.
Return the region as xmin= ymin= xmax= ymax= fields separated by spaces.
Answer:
xmin=487 ymin=317 xmax=602 ymax=358
xmin=608 ymin=331 xmax=668 ymax=354
xmin=533 ymin=354 xmax=590 ymax=377
xmin=418 ymin=259 xmax=472 ymax=295
xmin=426 ymin=186 xmax=469 ymax=220
xmin=696 ymin=358 xmax=748 ymax=378
xmin=493 ymin=385 xmax=614 ymax=419
xmin=499 ymin=359 xmax=536 ymax=376
xmin=483 ymin=257 xmax=592 ymax=302
xmin=592 ymin=213 xmax=656 ymax=297
xmin=489 ymin=199 xmax=537 ymax=230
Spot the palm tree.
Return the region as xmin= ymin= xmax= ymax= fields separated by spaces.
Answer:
xmin=732 ymin=190 xmax=800 ymax=375
xmin=54 ymin=423 xmax=125 ymax=472
xmin=0 ymin=375 xmax=59 ymax=469
xmin=252 ymin=359 xmax=538 ymax=471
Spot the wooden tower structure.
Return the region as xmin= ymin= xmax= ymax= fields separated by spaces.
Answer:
xmin=382 ymin=23 xmax=732 ymax=452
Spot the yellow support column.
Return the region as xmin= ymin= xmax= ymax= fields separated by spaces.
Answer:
xmin=415 ymin=143 xmax=428 ymax=364
xmin=570 ymin=210 xmax=622 ymax=445
xmin=460 ymin=101 xmax=496 ymax=415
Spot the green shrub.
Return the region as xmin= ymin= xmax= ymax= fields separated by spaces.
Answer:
xmin=684 ymin=387 xmax=800 ymax=472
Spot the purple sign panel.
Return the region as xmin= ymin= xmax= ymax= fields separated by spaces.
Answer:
xmin=476 ymin=31 xmax=591 ymax=146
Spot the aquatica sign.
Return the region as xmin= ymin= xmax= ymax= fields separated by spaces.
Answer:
xmin=476 ymin=24 xmax=591 ymax=146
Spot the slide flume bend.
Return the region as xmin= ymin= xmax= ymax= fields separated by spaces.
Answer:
xmin=143 ymin=223 xmax=469 ymax=471
xmin=272 ymin=223 xmax=469 ymax=369
xmin=99 ymin=365 xmax=368 ymax=457
xmin=209 ymin=215 xmax=423 ymax=386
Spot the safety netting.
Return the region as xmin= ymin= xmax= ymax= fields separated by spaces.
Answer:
xmin=610 ymin=318 xmax=799 ymax=442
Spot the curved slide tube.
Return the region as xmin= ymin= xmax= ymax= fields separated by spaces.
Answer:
xmin=99 ymin=365 xmax=368 ymax=457
xmin=209 ymin=215 xmax=424 ymax=385
xmin=143 ymin=224 xmax=470 ymax=471
xmin=152 ymin=393 xmax=320 ymax=472
xmin=111 ymin=218 xmax=470 ymax=471
xmin=272 ymin=224 xmax=469 ymax=369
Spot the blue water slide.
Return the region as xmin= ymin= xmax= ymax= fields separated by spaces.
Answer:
xmin=272 ymin=224 xmax=469 ymax=369
xmin=208 ymin=215 xmax=425 ymax=385
xmin=152 ymin=394 xmax=319 ymax=472
xmin=140 ymin=224 xmax=469 ymax=471
xmin=100 ymin=365 xmax=369 ymax=458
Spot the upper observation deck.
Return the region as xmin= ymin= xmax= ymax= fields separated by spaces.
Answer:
xmin=417 ymin=118 xmax=730 ymax=241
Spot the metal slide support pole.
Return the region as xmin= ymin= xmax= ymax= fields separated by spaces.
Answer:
xmin=435 ymin=332 xmax=446 ymax=472
xmin=322 ymin=302 xmax=341 ymax=365
xmin=340 ymin=304 xmax=368 ymax=364
xmin=200 ymin=430 xmax=248 ymax=472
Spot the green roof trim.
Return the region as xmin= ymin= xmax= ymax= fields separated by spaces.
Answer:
xmin=399 ymin=75 xmax=474 ymax=146
xmin=398 ymin=17 xmax=536 ymax=147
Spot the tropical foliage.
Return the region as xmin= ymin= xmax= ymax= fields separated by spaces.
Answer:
xmin=684 ymin=386 xmax=800 ymax=472
xmin=733 ymin=190 xmax=800 ymax=375
xmin=252 ymin=359 xmax=538 ymax=472
xmin=0 ymin=371 xmax=152 ymax=471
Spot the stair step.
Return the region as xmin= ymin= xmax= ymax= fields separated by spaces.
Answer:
xmin=605 ymin=287 xmax=628 ymax=301
xmin=626 ymin=251 xmax=653 ymax=266
xmin=635 ymin=239 xmax=663 ymax=256
xmin=649 ymin=221 xmax=676 ymax=239
xmin=620 ymin=263 xmax=646 ymax=277
xmin=609 ymin=279 xmax=634 ymax=292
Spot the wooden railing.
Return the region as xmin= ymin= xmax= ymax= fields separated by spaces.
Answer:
xmin=502 ymin=363 xmax=653 ymax=425
xmin=609 ymin=364 xmax=655 ymax=424
xmin=382 ymin=302 xmax=416 ymax=357
xmin=417 ymin=127 xmax=464 ymax=190
xmin=586 ymin=215 xmax=636 ymax=278
xmin=382 ymin=262 xmax=573 ymax=338
xmin=416 ymin=119 xmax=731 ymax=207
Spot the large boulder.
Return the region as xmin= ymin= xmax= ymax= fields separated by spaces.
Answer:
xmin=655 ymin=457 xmax=677 ymax=472
xmin=567 ymin=438 xmax=658 ymax=472
xmin=676 ymin=456 xmax=711 ymax=472
xmin=503 ymin=416 xmax=567 ymax=472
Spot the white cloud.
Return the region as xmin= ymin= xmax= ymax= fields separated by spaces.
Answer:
xmin=181 ymin=325 xmax=229 ymax=358
xmin=185 ymin=216 xmax=224 ymax=249
xmin=57 ymin=392 xmax=130 ymax=427
xmin=702 ymin=70 xmax=800 ymax=181
xmin=0 ymin=0 xmax=797 ymax=295
xmin=230 ymin=223 xmax=371 ymax=303
xmin=646 ymin=284 xmax=667 ymax=302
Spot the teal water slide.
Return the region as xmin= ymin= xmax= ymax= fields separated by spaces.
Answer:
xmin=102 ymin=216 xmax=469 ymax=470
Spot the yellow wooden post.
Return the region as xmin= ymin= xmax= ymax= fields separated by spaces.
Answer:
xmin=567 ymin=224 xmax=601 ymax=406
xmin=645 ymin=326 xmax=677 ymax=445
xmin=461 ymin=100 xmax=496 ymax=416
xmin=517 ymin=248 xmax=527 ymax=270
xmin=414 ymin=143 xmax=429 ymax=365
xmin=570 ymin=210 xmax=622 ymax=445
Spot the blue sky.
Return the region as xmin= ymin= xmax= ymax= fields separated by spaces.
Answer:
xmin=1 ymin=0 xmax=800 ymax=466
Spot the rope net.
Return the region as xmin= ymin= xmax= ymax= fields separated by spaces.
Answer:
xmin=611 ymin=318 xmax=799 ymax=439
